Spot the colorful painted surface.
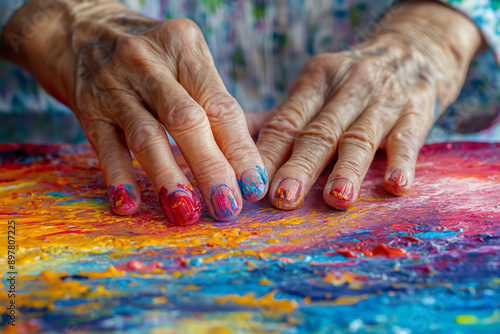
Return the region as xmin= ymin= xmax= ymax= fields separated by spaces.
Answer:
xmin=0 ymin=142 xmax=499 ymax=333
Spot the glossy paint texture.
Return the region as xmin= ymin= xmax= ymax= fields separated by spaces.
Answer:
xmin=210 ymin=184 xmax=239 ymax=219
xmin=108 ymin=184 xmax=135 ymax=211
xmin=0 ymin=142 xmax=499 ymax=333
xmin=238 ymin=166 xmax=268 ymax=200
xmin=158 ymin=184 xmax=202 ymax=226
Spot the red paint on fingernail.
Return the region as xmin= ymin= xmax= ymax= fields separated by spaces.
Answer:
xmin=389 ymin=169 xmax=408 ymax=187
xmin=276 ymin=178 xmax=303 ymax=210
xmin=210 ymin=185 xmax=239 ymax=220
xmin=109 ymin=184 xmax=135 ymax=211
xmin=331 ymin=178 xmax=354 ymax=202
xmin=159 ymin=184 xmax=202 ymax=226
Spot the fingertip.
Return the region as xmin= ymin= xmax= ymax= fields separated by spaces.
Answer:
xmin=324 ymin=177 xmax=358 ymax=210
xmin=238 ymin=166 xmax=269 ymax=201
xmin=384 ymin=168 xmax=412 ymax=196
xmin=109 ymin=184 xmax=141 ymax=215
xmin=209 ymin=184 xmax=242 ymax=221
xmin=158 ymin=184 xmax=203 ymax=226
xmin=270 ymin=178 xmax=305 ymax=210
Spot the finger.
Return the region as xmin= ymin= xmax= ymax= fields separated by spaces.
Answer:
xmin=384 ymin=98 xmax=435 ymax=195
xmin=245 ymin=110 xmax=276 ymax=136
xmin=116 ymin=97 xmax=203 ymax=226
xmin=324 ymin=103 xmax=401 ymax=210
xmin=84 ymin=120 xmax=141 ymax=216
xmin=139 ymin=75 xmax=241 ymax=221
xmin=178 ymin=49 xmax=269 ymax=201
xmin=268 ymin=83 xmax=373 ymax=210
xmin=256 ymin=65 xmax=329 ymax=182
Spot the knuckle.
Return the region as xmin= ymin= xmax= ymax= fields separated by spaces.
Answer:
xmin=220 ymin=139 xmax=253 ymax=165
xmin=350 ymin=58 xmax=384 ymax=82
xmin=288 ymin=148 xmax=327 ymax=178
xmin=335 ymin=158 xmax=365 ymax=177
xmin=387 ymin=128 xmax=416 ymax=146
xmin=306 ymin=53 xmax=332 ymax=70
xmin=126 ymin=120 xmax=165 ymax=152
xmin=164 ymin=100 xmax=206 ymax=132
xmin=85 ymin=121 xmax=114 ymax=146
xmin=261 ymin=116 xmax=300 ymax=142
xmin=85 ymin=124 xmax=104 ymax=146
xmin=355 ymin=58 xmax=378 ymax=73
xmin=284 ymin=158 xmax=317 ymax=179
xmin=203 ymin=93 xmax=241 ymax=124
xmin=168 ymin=18 xmax=203 ymax=40
xmin=262 ymin=102 xmax=308 ymax=139
xmin=340 ymin=126 xmax=378 ymax=153
xmin=387 ymin=130 xmax=420 ymax=163
xmin=115 ymin=35 xmax=149 ymax=63
xmin=191 ymin=155 xmax=232 ymax=185
xmin=298 ymin=115 xmax=343 ymax=146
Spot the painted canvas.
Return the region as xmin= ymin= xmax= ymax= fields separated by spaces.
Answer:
xmin=1 ymin=142 xmax=499 ymax=333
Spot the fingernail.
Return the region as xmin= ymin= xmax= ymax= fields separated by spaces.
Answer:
xmin=388 ymin=169 xmax=408 ymax=187
xmin=238 ymin=166 xmax=268 ymax=200
xmin=276 ymin=178 xmax=303 ymax=209
xmin=159 ymin=184 xmax=202 ymax=226
xmin=211 ymin=184 xmax=239 ymax=220
xmin=330 ymin=178 xmax=354 ymax=202
xmin=109 ymin=184 xmax=135 ymax=211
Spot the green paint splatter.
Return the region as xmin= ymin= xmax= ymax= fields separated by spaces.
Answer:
xmin=203 ymin=0 xmax=223 ymax=13
xmin=253 ymin=4 xmax=265 ymax=19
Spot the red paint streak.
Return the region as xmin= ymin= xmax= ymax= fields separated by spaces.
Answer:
xmin=113 ymin=188 xmax=132 ymax=209
xmin=322 ymin=248 xmax=359 ymax=258
xmin=109 ymin=184 xmax=135 ymax=211
xmin=370 ymin=243 xmax=407 ymax=258
xmin=38 ymin=230 xmax=84 ymax=238
xmin=402 ymin=236 xmax=421 ymax=243
xmin=174 ymin=257 xmax=188 ymax=267
xmin=115 ymin=259 xmax=163 ymax=272
xmin=159 ymin=184 xmax=202 ymax=226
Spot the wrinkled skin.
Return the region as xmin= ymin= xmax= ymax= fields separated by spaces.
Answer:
xmin=2 ymin=0 xmax=271 ymax=223
xmin=256 ymin=1 xmax=483 ymax=210
xmin=1 ymin=0 xmax=482 ymax=221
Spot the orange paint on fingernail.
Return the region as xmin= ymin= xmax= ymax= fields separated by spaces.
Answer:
xmin=331 ymin=178 xmax=354 ymax=202
xmin=388 ymin=169 xmax=408 ymax=187
xmin=275 ymin=178 xmax=303 ymax=210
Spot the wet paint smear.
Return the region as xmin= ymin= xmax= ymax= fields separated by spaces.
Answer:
xmin=158 ymin=183 xmax=202 ymax=226
xmin=0 ymin=142 xmax=499 ymax=333
xmin=109 ymin=184 xmax=135 ymax=211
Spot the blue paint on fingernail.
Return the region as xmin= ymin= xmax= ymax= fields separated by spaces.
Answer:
xmin=238 ymin=166 xmax=268 ymax=201
xmin=210 ymin=184 xmax=239 ymax=219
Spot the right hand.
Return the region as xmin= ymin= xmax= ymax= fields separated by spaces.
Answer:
xmin=1 ymin=0 xmax=268 ymax=224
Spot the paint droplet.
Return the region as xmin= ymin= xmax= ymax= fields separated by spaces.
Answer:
xmin=456 ymin=315 xmax=479 ymax=324
xmin=259 ymin=278 xmax=272 ymax=285
xmin=402 ymin=236 xmax=420 ymax=243
xmin=371 ymin=243 xmax=407 ymax=258
xmin=323 ymin=248 xmax=359 ymax=258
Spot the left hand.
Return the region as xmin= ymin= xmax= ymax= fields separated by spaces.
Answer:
xmin=256 ymin=0 xmax=484 ymax=210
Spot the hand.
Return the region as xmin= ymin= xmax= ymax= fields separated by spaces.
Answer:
xmin=1 ymin=0 xmax=269 ymax=224
xmin=256 ymin=1 xmax=483 ymax=210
